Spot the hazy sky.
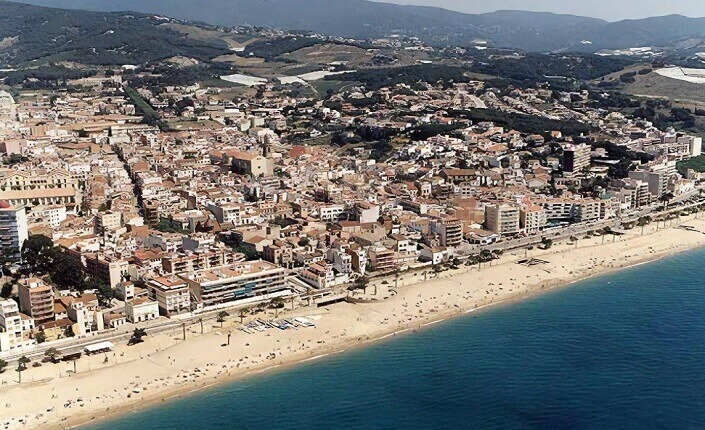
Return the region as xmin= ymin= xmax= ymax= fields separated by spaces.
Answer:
xmin=372 ymin=0 xmax=705 ymax=21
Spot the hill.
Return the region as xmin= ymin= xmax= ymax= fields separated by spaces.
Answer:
xmin=10 ymin=0 xmax=705 ymax=52
xmin=5 ymin=0 xmax=605 ymax=51
xmin=0 ymin=1 xmax=230 ymax=66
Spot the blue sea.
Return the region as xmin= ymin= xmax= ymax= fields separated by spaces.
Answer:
xmin=92 ymin=249 xmax=705 ymax=430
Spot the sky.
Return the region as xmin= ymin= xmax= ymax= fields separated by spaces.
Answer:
xmin=371 ymin=0 xmax=705 ymax=21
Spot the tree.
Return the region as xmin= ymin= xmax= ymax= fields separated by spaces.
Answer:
xmin=34 ymin=330 xmax=47 ymax=344
xmin=541 ymin=237 xmax=553 ymax=249
xmin=129 ymin=328 xmax=147 ymax=345
xmin=479 ymin=249 xmax=494 ymax=265
xmin=49 ymin=250 xmax=85 ymax=289
xmin=354 ymin=276 xmax=369 ymax=293
xmin=44 ymin=347 xmax=60 ymax=362
xmin=21 ymin=235 xmax=54 ymax=274
xmin=217 ymin=311 xmax=229 ymax=328
xmin=17 ymin=356 xmax=30 ymax=383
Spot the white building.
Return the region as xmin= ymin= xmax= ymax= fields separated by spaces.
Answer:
xmin=125 ymin=297 xmax=159 ymax=323
xmin=0 ymin=299 xmax=30 ymax=352
xmin=0 ymin=200 xmax=28 ymax=262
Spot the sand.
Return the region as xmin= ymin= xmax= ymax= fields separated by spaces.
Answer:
xmin=1 ymin=216 xmax=705 ymax=430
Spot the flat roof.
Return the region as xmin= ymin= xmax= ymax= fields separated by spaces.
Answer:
xmin=84 ymin=341 xmax=114 ymax=352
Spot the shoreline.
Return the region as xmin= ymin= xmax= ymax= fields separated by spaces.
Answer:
xmin=2 ymin=217 xmax=705 ymax=430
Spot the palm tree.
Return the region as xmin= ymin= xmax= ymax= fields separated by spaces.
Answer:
xmin=393 ymin=268 xmax=401 ymax=290
xmin=17 ymin=356 xmax=30 ymax=383
xmin=0 ymin=358 xmax=7 ymax=374
xmin=569 ymin=236 xmax=579 ymax=249
xmin=217 ymin=311 xmax=229 ymax=328
xmin=660 ymin=192 xmax=674 ymax=210
xmin=239 ymin=308 xmax=248 ymax=323
xmin=637 ymin=216 xmax=650 ymax=236
xmin=270 ymin=297 xmax=285 ymax=317
xmin=198 ymin=317 xmax=204 ymax=334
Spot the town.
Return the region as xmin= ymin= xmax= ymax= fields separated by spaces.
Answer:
xmin=1 ymin=61 xmax=704 ymax=369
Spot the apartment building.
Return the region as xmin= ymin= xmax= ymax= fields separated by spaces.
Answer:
xmin=95 ymin=211 xmax=122 ymax=233
xmin=18 ymin=278 xmax=55 ymax=324
xmin=574 ymin=200 xmax=604 ymax=223
xmin=207 ymin=202 xmax=243 ymax=225
xmin=368 ymin=247 xmax=396 ymax=272
xmin=147 ymin=276 xmax=192 ymax=317
xmin=520 ymin=206 xmax=548 ymax=234
xmin=162 ymin=248 xmax=241 ymax=274
xmin=0 ymin=200 xmax=28 ymax=261
xmin=0 ymin=299 xmax=28 ymax=352
xmin=562 ymin=143 xmax=591 ymax=177
xmin=181 ymin=261 xmax=289 ymax=309
xmin=485 ymin=204 xmax=521 ymax=236
xmin=430 ymin=216 xmax=463 ymax=247
xmin=298 ymin=262 xmax=337 ymax=289
xmin=84 ymin=253 xmax=129 ymax=288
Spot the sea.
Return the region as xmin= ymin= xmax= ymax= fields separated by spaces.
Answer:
xmin=91 ymin=248 xmax=705 ymax=430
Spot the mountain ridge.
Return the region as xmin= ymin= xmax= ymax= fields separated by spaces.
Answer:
xmin=5 ymin=0 xmax=705 ymax=52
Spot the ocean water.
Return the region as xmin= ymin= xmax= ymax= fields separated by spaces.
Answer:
xmin=92 ymin=249 xmax=705 ymax=430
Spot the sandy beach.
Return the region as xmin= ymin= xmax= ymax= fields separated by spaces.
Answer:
xmin=2 ymin=216 xmax=705 ymax=430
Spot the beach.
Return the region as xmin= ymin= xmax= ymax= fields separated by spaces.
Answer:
xmin=2 ymin=216 xmax=705 ymax=430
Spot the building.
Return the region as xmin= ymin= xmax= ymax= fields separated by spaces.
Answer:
xmin=125 ymin=297 xmax=159 ymax=323
xmin=628 ymin=161 xmax=677 ymax=198
xmin=181 ymin=260 xmax=289 ymax=309
xmin=575 ymin=200 xmax=604 ymax=223
xmin=0 ymin=169 xmax=80 ymax=208
xmin=353 ymin=201 xmax=380 ymax=223
xmin=485 ymin=204 xmax=521 ymax=236
xmin=222 ymin=150 xmax=273 ymax=177
xmin=95 ymin=211 xmax=122 ymax=234
xmin=562 ymin=143 xmax=591 ymax=177
xmin=207 ymin=202 xmax=243 ymax=225
xmin=85 ymin=254 xmax=129 ymax=289
xmin=115 ymin=281 xmax=135 ymax=301
xmin=263 ymin=243 xmax=294 ymax=267
xmin=368 ymin=247 xmax=396 ymax=272
xmin=318 ymin=204 xmax=345 ymax=222
xmin=298 ymin=262 xmax=337 ymax=289
xmin=0 ymin=90 xmax=16 ymax=123
xmin=0 ymin=299 xmax=28 ymax=351
xmin=0 ymin=200 xmax=28 ymax=262
xmin=520 ymin=206 xmax=547 ymax=234
xmin=147 ymin=276 xmax=191 ymax=317
xmin=162 ymin=248 xmax=241 ymax=274
xmin=430 ymin=217 xmax=463 ymax=247
xmin=18 ymin=278 xmax=55 ymax=324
